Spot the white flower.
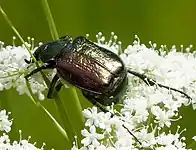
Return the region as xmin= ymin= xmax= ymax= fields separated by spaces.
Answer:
xmin=96 ymin=145 xmax=116 ymax=150
xmin=83 ymin=107 xmax=103 ymax=127
xmin=0 ymin=133 xmax=45 ymax=150
xmin=156 ymin=127 xmax=186 ymax=149
xmin=83 ymin=107 xmax=113 ymax=131
xmin=192 ymin=136 xmax=196 ymax=141
xmin=151 ymin=106 xmax=175 ymax=128
xmin=0 ymin=39 xmax=47 ymax=100
xmin=0 ymin=110 xmax=12 ymax=133
xmin=81 ymin=126 xmax=104 ymax=148
xmin=136 ymin=128 xmax=156 ymax=147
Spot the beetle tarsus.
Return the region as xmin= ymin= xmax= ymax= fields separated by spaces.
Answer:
xmin=25 ymin=63 xmax=54 ymax=79
xmin=24 ymin=58 xmax=31 ymax=64
xmin=122 ymin=124 xmax=143 ymax=146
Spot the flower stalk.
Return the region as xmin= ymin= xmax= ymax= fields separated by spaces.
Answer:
xmin=41 ymin=0 xmax=85 ymax=142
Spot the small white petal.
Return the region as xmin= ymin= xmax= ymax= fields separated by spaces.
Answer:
xmin=81 ymin=129 xmax=90 ymax=137
xmin=92 ymin=139 xmax=100 ymax=147
xmin=81 ymin=137 xmax=91 ymax=147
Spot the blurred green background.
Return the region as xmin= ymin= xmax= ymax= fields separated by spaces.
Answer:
xmin=0 ymin=0 xmax=196 ymax=149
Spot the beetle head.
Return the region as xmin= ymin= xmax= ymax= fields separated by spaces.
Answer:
xmin=24 ymin=35 xmax=72 ymax=64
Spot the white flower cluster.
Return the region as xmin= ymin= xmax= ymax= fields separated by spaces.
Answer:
xmin=0 ymin=110 xmax=12 ymax=133
xmin=72 ymin=33 xmax=196 ymax=150
xmin=0 ymin=133 xmax=45 ymax=150
xmin=0 ymin=109 xmax=44 ymax=150
xmin=0 ymin=33 xmax=196 ymax=149
xmin=0 ymin=38 xmax=47 ymax=100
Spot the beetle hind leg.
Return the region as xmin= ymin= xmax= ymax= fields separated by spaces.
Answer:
xmin=82 ymin=92 xmax=109 ymax=113
xmin=128 ymin=70 xmax=192 ymax=100
xmin=85 ymin=95 xmax=142 ymax=146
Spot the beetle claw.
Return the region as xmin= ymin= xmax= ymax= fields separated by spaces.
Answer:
xmin=24 ymin=58 xmax=31 ymax=64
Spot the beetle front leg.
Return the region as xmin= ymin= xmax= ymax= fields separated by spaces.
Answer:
xmin=25 ymin=63 xmax=54 ymax=79
xmin=128 ymin=70 xmax=192 ymax=100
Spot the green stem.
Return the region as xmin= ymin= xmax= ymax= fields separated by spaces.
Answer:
xmin=41 ymin=0 xmax=59 ymax=40
xmin=147 ymin=109 xmax=152 ymax=126
xmin=70 ymin=87 xmax=85 ymax=137
xmin=41 ymin=0 xmax=84 ymax=142
xmin=41 ymin=68 xmax=76 ymax=141
xmin=26 ymin=81 xmax=68 ymax=138
xmin=25 ymin=81 xmax=70 ymax=146
xmin=53 ymin=96 xmax=75 ymax=141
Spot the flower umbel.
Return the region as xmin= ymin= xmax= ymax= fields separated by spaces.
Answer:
xmin=73 ymin=33 xmax=196 ymax=150
xmin=0 ymin=38 xmax=47 ymax=100
xmin=0 ymin=33 xmax=196 ymax=149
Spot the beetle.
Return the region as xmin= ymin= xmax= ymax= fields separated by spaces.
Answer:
xmin=24 ymin=35 xmax=191 ymax=145
xmin=25 ymin=35 xmax=191 ymax=111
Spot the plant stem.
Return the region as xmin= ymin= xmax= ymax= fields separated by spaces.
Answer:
xmin=26 ymin=81 xmax=70 ymax=146
xmin=41 ymin=0 xmax=84 ymax=142
xmin=41 ymin=0 xmax=59 ymax=40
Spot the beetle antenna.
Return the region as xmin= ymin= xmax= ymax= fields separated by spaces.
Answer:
xmin=128 ymin=70 xmax=192 ymax=100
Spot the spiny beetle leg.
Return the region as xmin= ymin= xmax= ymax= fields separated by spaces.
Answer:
xmin=75 ymin=85 xmax=102 ymax=95
xmin=25 ymin=63 xmax=54 ymax=79
xmin=122 ymin=124 xmax=142 ymax=146
xmin=128 ymin=70 xmax=192 ymax=100
xmin=47 ymin=74 xmax=60 ymax=99
xmin=89 ymin=98 xmax=109 ymax=114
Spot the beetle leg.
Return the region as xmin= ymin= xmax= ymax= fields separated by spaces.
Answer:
xmin=24 ymin=58 xmax=32 ymax=64
xmin=122 ymin=124 xmax=142 ymax=146
xmin=88 ymin=97 xmax=143 ymax=146
xmin=90 ymin=98 xmax=109 ymax=113
xmin=75 ymin=85 xmax=102 ymax=95
xmin=47 ymin=74 xmax=60 ymax=99
xmin=55 ymin=82 xmax=63 ymax=92
xmin=128 ymin=70 xmax=192 ymax=100
xmin=25 ymin=63 xmax=54 ymax=79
